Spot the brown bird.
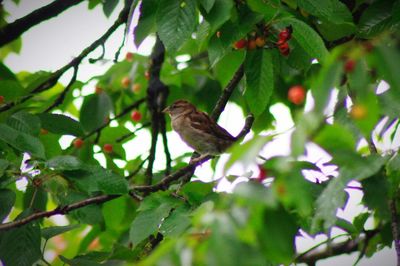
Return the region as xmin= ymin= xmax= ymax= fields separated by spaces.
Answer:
xmin=163 ymin=100 xmax=236 ymax=155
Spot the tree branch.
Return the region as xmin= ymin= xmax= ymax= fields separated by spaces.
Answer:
xmin=0 ymin=2 xmax=131 ymax=113
xmin=145 ymin=36 xmax=169 ymax=185
xmin=0 ymin=0 xmax=84 ymax=47
xmin=44 ymin=66 xmax=78 ymax=112
xmin=211 ymin=64 xmax=244 ymax=120
xmin=390 ymin=199 xmax=400 ymax=266
xmin=296 ymin=230 xmax=379 ymax=264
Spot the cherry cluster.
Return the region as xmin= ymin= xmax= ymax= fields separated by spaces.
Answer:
xmin=276 ymin=26 xmax=292 ymax=56
xmin=232 ymin=25 xmax=293 ymax=56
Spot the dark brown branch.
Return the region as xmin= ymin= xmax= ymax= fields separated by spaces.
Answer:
xmin=0 ymin=0 xmax=84 ymax=47
xmin=0 ymin=194 xmax=118 ymax=231
xmin=160 ymin=116 xmax=172 ymax=175
xmin=145 ymin=36 xmax=169 ymax=185
xmin=296 ymin=230 xmax=379 ymax=264
xmin=390 ymin=199 xmax=400 ymax=266
xmin=211 ymin=64 xmax=244 ymax=120
xmin=45 ymin=66 xmax=78 ymax=112
xmin=0 ymin=3 xmax=131 ymax=113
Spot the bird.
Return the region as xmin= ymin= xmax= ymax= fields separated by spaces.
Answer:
xmin=163 ymin=100 xmax=236 ymax=155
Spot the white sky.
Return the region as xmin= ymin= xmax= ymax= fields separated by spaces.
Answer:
xmin=2 ymin=0 xmax=397 ymax=265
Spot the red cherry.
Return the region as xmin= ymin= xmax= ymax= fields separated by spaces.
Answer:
xmin=288 ymin=85 xmax=306 ymax=105
xmin=0 ymin=95 xmax=4 ymax=104
xmin=121 ymin=77 xmax=130 ymax=88
xmin=350 ymin=104 xmax=367 ymax=120
xmin=278 ymin=29 xmax=291 ymax=42
xmin=40 ymin=128 xmax=48 ymax=135
xmin=131 ymin=110 xmax=142 ymax=122
xmin=125 ymin=52 xmax=134 ymax=62
xmin=103 ymin=143 xmax=113 ymax=153
xmin=73 ymin=138 xmax=84 ymax=149
xmin=344 ymin=59 xmax=356 ymax=73
xmin=233 ymin=39 xmax=247 ymax=49
xmin=257 ymin=165 xmax=267 ymax=183
xmin=278 ymin=42 xmax=290 ymax=56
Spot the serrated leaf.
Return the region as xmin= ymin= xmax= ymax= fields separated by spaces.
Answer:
xmin=0 ymin=188 xmax=16 ymax=222
xmin=200 ymin=0 xmax=215 ymax=13
xmin=311 ymin=155 xmax=387 ymax=233
xmin=0 ymin=159 xmax=9 ymax=178
xmin=134 ymin=0 xmax=159 ymax=48
xmin=46 ymin=155 xmax=85 ymax=171
xmin=298 ymin=0 xmax=352 ymax=24
xmin=38 ymin=113 xmax=84 ymax=136
xmin=156 ymin=0 xmax=197 ymax=52
xmin=0 ymin=80 xmax=25 ymax=101
xmin=0 ymin=224 xmax=41 ymax=266
xmin=244 ymin=49 xmax=274 ymax=116
xmin=202 ymin=0 xmax=234 ymax=34
xmin=159 ymin=206 xmax=191 ymax=237
xmin=7 ymin=111 xmax=41 ymax=136
xmin=130 ymin=203 xmax=174 ymax=245
xmin=42 ymin=224 xmax=80 ymax=240
xmin=314 ymin=124 xmax=356 ymax=154
xmin=224 ymin=134 xmax=273 ymax=173
xmin=278 ymin=17 xmax=329 ymax=62
xmin=357 ymin=0 xmax=395 ymax=38
xmin=80 ymin=93 xmax=113 ymax=133
xmin=103 ymin=0 xmax=118 ymax=17
xmin=0 ymin=123 xmax=45 ymax=159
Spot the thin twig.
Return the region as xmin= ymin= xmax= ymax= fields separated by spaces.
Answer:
xmin=45 ymin=65 xmax=78 ymax=112
xmin=126 ymin=156 xmax=149 ymax=180
xmin=0 ymin=2 xmax=131 ymax=113
xmin=116 ymin=122 xmax=150 ymax=143
xmin=114 ymin=25 xmax=127 ymax=63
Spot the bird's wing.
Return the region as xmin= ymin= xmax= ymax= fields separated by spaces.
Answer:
xmin=190 ymin=111 xmax=236 ymax=141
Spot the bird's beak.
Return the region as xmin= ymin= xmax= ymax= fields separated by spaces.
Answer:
xmin=162 ymin=106 xmax=170 ymax=114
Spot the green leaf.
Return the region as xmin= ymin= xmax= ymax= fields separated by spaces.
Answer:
xmin=0 ymin=159 xmax=9 ymax=178
xmin=298 ymin=0 xmax=353 ymax=24
xmin=62 ymin=192 xmax=104 ymax=225
xmin=0 ymin=123 xmax=45 ymax=159
xmin=0 ymin=188 xmax=16 ymax=222
xmin=278 ymin=17 xmax=329 ymax=62
xmin=362 ymin=173 xmax=390 ymax=219
xmin=181 ymin=181 xmax=215 ymax=205
xmin=38 ymin=113 xmax=84 ymax=136
xmin=134 ymin=0 xmax=159 ymax=47
xmin=7 ymin=111 xmax=41 ymax=136
xmin=233 ymin=182 xmax=277 ymax=207
xmin=80 ymin=93 xmax=113 ymax=133
xmin=41 ymin=224 xmax=81 ymax=240
xmin=311 ymin=155 xmax=386 ymax=233
xmin=46 ymin=155 xmax=85 ymax=171
xmin=59 ymin=255 xmax=103 ymax=266
xmin=225 ymin=135 xmax=273 ymax=173
xmin=369 ymin=44 xmax=400 ymax=92
xmin=0 ymin=62 xmax=17 ymax=80
xmin=159 ymin=205 xmax=191 ymax=237
xmin=199 ymin=0 xmax=215 ymax=13
xmin=65 ymin=166 xmax=129 ymax=195
xmin=202 ymin=0 xmax=234 ymax=34
xmin=0 ymin=80 xmax=25 ymax=101
xmin=357 ymin=0 xmax=395 ymax=38
xmin=247 ymin=0 xmax=280 ymax=21
xmin=257 ymin=207 xmax=298 ymax=264
xmin=130 ymin=203 xmax=174 ymax=246
xmin=23 ymin=186 xmax=47 ymax=211
xmin=244 ymin=49 xmax=274 ymax=116
xmin=103 ymin=0 xmax=118 ymax=17
xmin=156 ymin=0 xmax=197 ymax=52
xmin=0 ymin=224 xmax=41 ymax=266
xmin=314 ymin=124 xmax=356 ymax=154
xmin=102 ymin=196 xmax=127 ymax=230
